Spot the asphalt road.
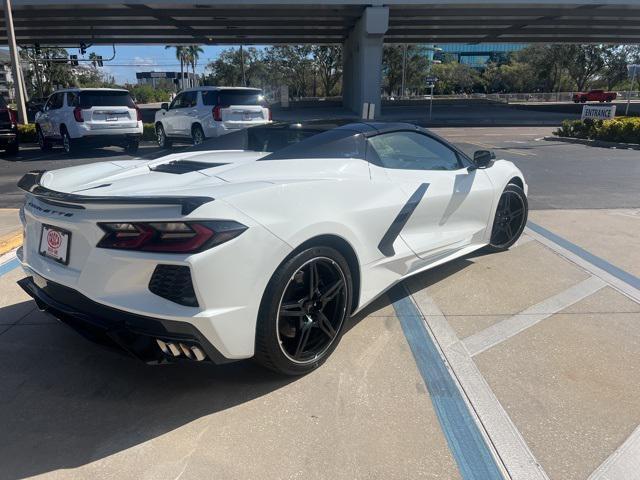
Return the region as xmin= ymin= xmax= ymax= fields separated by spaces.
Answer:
xmin=0 ymin=126 xmax=638 ymax=210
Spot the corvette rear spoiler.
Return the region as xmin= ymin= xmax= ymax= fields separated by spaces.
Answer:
xmin=17 ymin=170 xmax=214 ymax=215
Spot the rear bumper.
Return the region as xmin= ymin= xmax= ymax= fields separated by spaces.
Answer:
xmin=0 ymin=131 xmax=18 ymax=146
xmin=73 ymin=133 xmax=141 ymax=147
xmin=18 ymin=275 xmax=232 ymax=365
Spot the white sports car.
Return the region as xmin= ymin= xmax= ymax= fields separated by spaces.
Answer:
xmin=17 ymin=121 xmax=528 ymax=375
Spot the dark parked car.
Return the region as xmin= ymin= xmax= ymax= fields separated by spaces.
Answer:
xmin=0 ymin=96 xmax=19 ymax=156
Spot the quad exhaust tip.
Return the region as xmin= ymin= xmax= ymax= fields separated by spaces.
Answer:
xmin=156 ymin=339 xmax=206 ymax=362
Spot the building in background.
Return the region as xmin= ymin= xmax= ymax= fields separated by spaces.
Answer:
xmin=136 ymin=71 xmax=196 ymax=90
xmin=0 ymin=49 xmax=14 ymax=101
xmin=435 ymin=43 xmax=528 ymax=68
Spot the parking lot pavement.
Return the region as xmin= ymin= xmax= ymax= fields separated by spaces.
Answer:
xmin=1 ymin=206 xmax=639 ymax=479
xmin=0 ymin=266 xmax=462 ymax=479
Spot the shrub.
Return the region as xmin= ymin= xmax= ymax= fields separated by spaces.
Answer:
xmin=554 ymin=117 xmax=640 ymax=144
xmin=18 ymin=124 xmax=37 ymax=143
xmin=143 ymin=123 xmax=156 ymax=141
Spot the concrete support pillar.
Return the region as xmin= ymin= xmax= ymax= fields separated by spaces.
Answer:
xmin=3 ymin=0 xmax=28 ymax=124
xmin=342 ymin=6 xmax=388 ymax=119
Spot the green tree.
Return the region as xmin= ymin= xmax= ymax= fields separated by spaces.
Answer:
xmin=382 ymin=45 xmax=433 ymax=96
xmin=311 ymin=45 xmax=342 ymax=96
xmin=431 ymin=62 xmax=482 ymax=94
xmin=166 ymin=45 xmax=188 ymax=90
xmin=185 ymin=45 xmax=204 ymax=87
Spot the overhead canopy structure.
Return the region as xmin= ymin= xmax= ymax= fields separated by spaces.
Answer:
xmin=2 ymin=1 xmax=640 ymax=45
xmin=2 ymin=1 xmax=640 ymax=122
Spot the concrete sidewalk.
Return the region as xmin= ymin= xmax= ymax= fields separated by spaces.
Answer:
xmin=0 ymin=209 xmax=21 ymax=255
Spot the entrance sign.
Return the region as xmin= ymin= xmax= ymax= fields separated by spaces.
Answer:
xmin=581 ymin=105 xmax=616 ymax=120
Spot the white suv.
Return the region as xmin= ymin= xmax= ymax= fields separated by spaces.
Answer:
xmin=36 ymin=88 xmax=143 ymax=154
xmin=154 ymin=87 xmax=271 ymax=148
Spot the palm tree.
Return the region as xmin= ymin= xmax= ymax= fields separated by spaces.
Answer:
xmin=186 ymin=45 xmax=204 ymax=88
xmin=166 ymin=45 xmax=188 ymax=90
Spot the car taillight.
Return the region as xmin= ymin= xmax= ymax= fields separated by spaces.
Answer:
xmin=267 ymin=108 xmax=272 ymax=121
xmin=135 ymin=105 xmax=142 ymax=122
xmin=73 ymin=107 xmax=84 ymax=122
xmin=97 ymin=221 xmax=247 ymax=253
xmin=8 ymin=109 xmax=17 ymax=126
xmin=212 ymin=105 xmax=222 ymax=121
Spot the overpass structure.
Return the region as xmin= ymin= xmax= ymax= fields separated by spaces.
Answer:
xmin=2 ymin=1 xmax=640 ymax=121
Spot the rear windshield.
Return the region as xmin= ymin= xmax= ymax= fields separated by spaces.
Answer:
xmin=202 ymin=90 xmax=263 ymax=106
xmin=78 ymin=91 xmax=135 ymax=108
xmin=247 ymin=127 xmax=322 ymax=153
xmin=260 ymin=129 xmax=366 ymax=160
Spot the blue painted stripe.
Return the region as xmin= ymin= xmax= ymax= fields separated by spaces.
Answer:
xmin=0 ymin=257 xmax=19 ymax=277
xmin=390 ymin=286 xmax=503 ymax=480
xmin=527 ymin=221 xmax=640 ymax=290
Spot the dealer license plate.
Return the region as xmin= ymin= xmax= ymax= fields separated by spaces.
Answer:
xmin=39 ymin=225 xmax=71 ymax=265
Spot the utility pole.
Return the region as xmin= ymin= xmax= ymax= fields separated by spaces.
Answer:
xmin=3 ymin=0 xmax=28 ymax=124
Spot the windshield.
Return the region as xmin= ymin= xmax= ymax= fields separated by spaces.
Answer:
xmin=203 ymin=90 xmax=264 ymax=106
xmin=247 ymin=127 xmax=323 ymax=153
xmin=79 ymin=91 xmax=135 ymax=108
xmin=260 ymin=129 xmax=366 ymax=160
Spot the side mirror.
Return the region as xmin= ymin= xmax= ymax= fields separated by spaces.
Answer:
xmin=472 ymin=150 xmax=495 ymax=169
xmin=161 ymin=103 xmax=169 ymax=111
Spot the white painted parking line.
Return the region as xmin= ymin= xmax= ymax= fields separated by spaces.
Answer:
xmin=587 ymin=424 xmax=640 ymax=480
xmin=407 ymin=288 xmax=550 ymax=480
xmin=462 ymin=276 xmax=606 ymax=357
xmin=525 ymin=226 xmax=640 ymax=303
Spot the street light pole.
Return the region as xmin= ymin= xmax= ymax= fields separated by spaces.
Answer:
xmin=401 ymin=44 xmax=406 ymax=98
xmin=626 ymin=66 xmax=637 ymax=117
xmin=3 ymin=0 xmax=28 ymax=124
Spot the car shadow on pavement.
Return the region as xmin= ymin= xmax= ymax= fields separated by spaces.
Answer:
xmin=0 ymin=301 xmax=295 ymax=479
xmin=0 ymin=254 xmax=479 ymax=479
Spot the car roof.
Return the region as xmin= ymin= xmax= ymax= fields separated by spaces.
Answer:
xmin=50 ymin=88 xmax=130 ymax=93
xmin=260 ymin=120 xmax=423 ymax=137
xmin=182 ymin=86 xmax=262 ymax=92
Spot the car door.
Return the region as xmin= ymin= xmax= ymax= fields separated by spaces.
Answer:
xmin=48 ymin=92 xmax=65 ymax=138
xmin=164 ymin=93 xmax=185 ymax=135
xmin=180 ymin=91 xmax=198 ymax=135
xmin=367 ymin=130 xmax=495 ymax=261
xmin=38 ymin=95 xmax=55 ymax=137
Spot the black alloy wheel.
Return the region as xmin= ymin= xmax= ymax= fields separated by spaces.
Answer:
xmin=255 ymin=246 xmax=352 ymax=376
xmin=487 ymin=183 xmax=528 ymax=252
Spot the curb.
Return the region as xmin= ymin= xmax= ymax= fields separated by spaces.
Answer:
xmin=0 ymin=231 xmax=22 ymax=256
xmin=544 ymin=136 xmax=640 ymax=150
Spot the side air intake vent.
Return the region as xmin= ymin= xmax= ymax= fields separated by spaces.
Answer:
xmin=150 ymin=160 xmax=226 ymax=174
xmin=149 ymin=265 xmax=199 ymax=307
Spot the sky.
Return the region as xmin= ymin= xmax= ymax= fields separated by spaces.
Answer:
xmin=89 ymin=45 xmax=243 ymax=84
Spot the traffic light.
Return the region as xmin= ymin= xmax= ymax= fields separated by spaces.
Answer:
xmin=80 ymin=43 xmax=88 ymax=55
xmin=70 ymin=55 xmax=79 ymax=66
xmin=96 ymin=55 xmax=103 ymax=67
xmin=34 ymin=43 xmax=41 ymax=56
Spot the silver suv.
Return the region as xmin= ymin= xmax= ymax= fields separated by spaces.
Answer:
xmin=36 ymin=88 xmax=143 ymax=154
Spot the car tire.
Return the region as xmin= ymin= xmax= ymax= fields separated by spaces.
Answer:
xmin=255 ymin=246 xmax=353 ymax=376
xmin=5 ymin=142 xmax=19 ymax=157
xmin=156 ymin=124 xmax=172 ymax=149
xmin=61 ymin=128 xmax=73 ymax=154
xmin=192 ymin=124 xmax=205 ymax=146
xmin=37 ymin=126 xmax=52 ymax=152
xmin=485 ymin=183 xmax=528 ymax=253
xmin=125 ymin=139 xmax=140 ymax=154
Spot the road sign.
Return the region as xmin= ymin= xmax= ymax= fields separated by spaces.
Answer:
xmin=426 ymin=77 xmax=439 ymax=83
xmin=581 ymin=105 xmax=616 ymax=121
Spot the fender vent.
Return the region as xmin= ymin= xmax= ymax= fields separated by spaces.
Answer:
xmin=149 ymin=265 xmax=198 ymax=307
xmin=150 ymin=160 xmax=226 ymax=174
